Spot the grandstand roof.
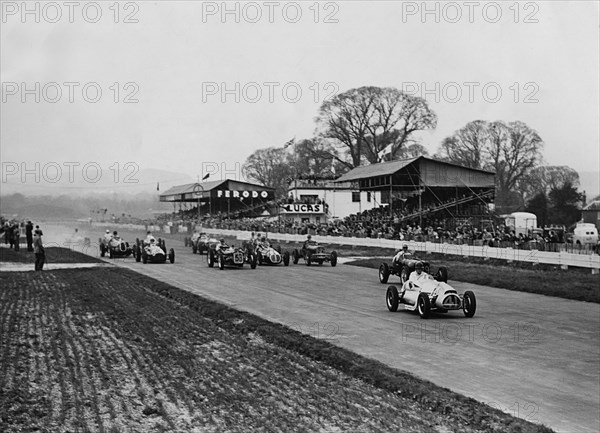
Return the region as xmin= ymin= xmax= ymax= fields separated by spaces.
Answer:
xmin=334 ymin=156 xmax=495 ymax=189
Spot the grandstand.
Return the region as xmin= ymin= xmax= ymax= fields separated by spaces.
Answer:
xmin=335 ymin=156 xmax=496 ymax=231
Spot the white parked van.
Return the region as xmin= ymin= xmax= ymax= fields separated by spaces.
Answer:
xmin=572 ymin=223 xmax=599 ymax=246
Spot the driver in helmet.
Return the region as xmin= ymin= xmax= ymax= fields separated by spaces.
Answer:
xmin=303 ymin=234 xmax=316 ymax=250
xmin=145 ymin=231 xmax=156 ymax=245
xmin=392 ymin=243 xmax=411 ymax=267
xmin=103 ymin=229 xmax=113 ymax=244
xmin=408 ymin=261 xmax=427 ymax=284
xmin=216 ymin=238 xmax=229 ymax=251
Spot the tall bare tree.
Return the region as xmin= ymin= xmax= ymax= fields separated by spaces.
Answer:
xmin=243 ymin=147 xmax=294 ymax=199
xmin=316 ymin=86 xmax=436 ymax=168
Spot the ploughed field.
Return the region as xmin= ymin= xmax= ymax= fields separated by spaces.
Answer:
xmin=0 ymin=266 xmax=552 ymax=432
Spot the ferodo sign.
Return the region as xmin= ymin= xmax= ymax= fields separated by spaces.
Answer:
xmin=217 ymin=190 xmax=270 ymax=198
xmin=280 ymin=204 xmax=324 ymax=213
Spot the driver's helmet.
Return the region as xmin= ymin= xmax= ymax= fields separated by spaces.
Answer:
xmin=307 ymin=235 xmax=312 ymax=240
xmin=113 ymin=231 xmax=118 ymax=236
xmin=261 ymin=236 xmax=266 ymax=242
xmin=402 ymin=244 xmax=408 ymax=251
xmin=220 ymin=238 xmax=226 ymax=244
xmin=415 ymin=261 xmax=424 ymax=270
xmin=150 ymin=238 xmax=156 ymax=243
xmin=106 ymin=230 xmax=110 ymax=234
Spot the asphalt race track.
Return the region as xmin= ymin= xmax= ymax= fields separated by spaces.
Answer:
xmin=49 ymin=225 xmax=600 ymax=433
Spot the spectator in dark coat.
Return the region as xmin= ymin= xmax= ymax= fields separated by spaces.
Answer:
xmin=26 ymin=221 xmax=34 ymax=251
xmin=33 ymin=229 xmax=45 ymax=271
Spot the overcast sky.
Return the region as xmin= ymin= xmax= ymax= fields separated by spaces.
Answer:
xmin=1 ymin=0 xmax=599 ymax=193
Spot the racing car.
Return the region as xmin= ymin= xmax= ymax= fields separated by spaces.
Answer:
xmin=292 ymin=242 xmax=337 ymax=267
xmin=133 ymin=238 xmax=175 ymax=264
xmin=184 ymin=231 xmax=216 ymax=254
xmin=255 ymin=243 xmax=290 ymax=266
xmin=385 ymin=275 xmax=476 ymax=319
xmin=379 ymin=251 xmax=447 ymax=284
xmin=99 ymin=232 xmax=133 ymax=258
xmin=208 ymin=244 xmax=257 ymax=270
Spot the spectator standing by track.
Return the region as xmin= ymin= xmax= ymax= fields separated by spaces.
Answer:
xmin=26 ymin=221 xmax=34 ymax=251
xmin=33 ymin=229 xmax=45 ymax=271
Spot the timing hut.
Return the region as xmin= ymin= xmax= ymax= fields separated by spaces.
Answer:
xmin=334 ymin=156 xmax=495 ymax=227
xmin=159 ymin=179 xmax=275 ymax=216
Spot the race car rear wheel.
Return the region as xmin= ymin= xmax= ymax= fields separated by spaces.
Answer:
xmin=306 ymin=255 xmax=312 ymax=266
xmin=257 ymin=252 xmax=263 ymax=265
xmin=109 ymin=247 xmax=114 ymax=259
xmin=379 ymin=263 xmax=390 ymax=283
xmin=386 ymin=286 xmax=399 ymax=312
xmin=134 ymin=245 xmax=141 ymax=262
xmin=100 ymin=244 xmax=106 ymax=257
xmin=142 ymin=251 xmax=148 ymax=264
xmin=463 ymin=291 xmax=476 ymax=318
xmin=218 ymin=253 xmax=225 ymax=270
xmin=169 ymin=248 xmax=175 ymax=264
xmin=436 ymin=266 xmax=448 ymax=283
xmin=208 ymin=251 xmax=214 ymax=268
xmin=417 ymin=293 xmax=431 ymax=319
xmin=292 ymin=249 xmax=299 ymax=264
xmin=283 ymin=251 xmax=290 ymax=266
xmin=400 ymin=266 xmax=411 ymax=284
xmin=192 ymin=244 xmax=197 ymax=254
xmin=250 ymin=253 xmax=257 ymax=269
xmin=330 ymin=251 xmax=337 ymax=267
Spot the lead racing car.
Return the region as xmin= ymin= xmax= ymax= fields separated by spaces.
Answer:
xmin=134 ymin=238 xmax=175 ymax=264
xmin=385 ymin=273 xmax=476 ymax=319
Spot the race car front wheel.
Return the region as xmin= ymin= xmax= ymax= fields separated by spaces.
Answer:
xmin=463 ymin=291 xmax=476 ymax=318
xmin=379 ymin=263 xmax=390 ymax=283
xmin=417 ymin=293 xmax=431 ymax=319
xmin=386 ymin=286 xmax=399 ymax=312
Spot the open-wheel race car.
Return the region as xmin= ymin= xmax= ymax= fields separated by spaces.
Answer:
xmin=208 ymin=244 xmax=257 ymax=270
xmin=133 ymin=238 xmax=175 ymax=264
xmin=184 ymin=232 xmax=217 ymax=255
xmin=385 ymin=274 xmax=476 ymax=319
xmin=379 ymin=251 xmax=447 ymax=284
xmin=292 ymin=241 xmax=337 ymax=267
xmin=99 ymin=233 xmax=133 ymax=258
xmin=251 ymin=242 xmax=290 ymax=266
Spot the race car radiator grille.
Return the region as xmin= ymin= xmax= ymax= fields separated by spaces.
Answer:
xmin=233 ymin=253 xmax=244 ymax=263
xmin=442 ymin=294 xmax=461 ymax=309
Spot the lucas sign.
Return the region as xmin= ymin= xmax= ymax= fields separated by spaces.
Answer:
xmin=217 ymin=190 xmax=270 ymax=199
xmin=280 ymin=204 xmax=324 ymax=214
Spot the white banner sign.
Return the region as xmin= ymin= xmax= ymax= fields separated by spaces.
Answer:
xmin=280 ymin=203 xmax=324 ymax=214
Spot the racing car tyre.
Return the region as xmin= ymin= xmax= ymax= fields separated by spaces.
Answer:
xmin=330 ymin=251 xmax=338 ymax=267
xmin=135 ymin=246 xmax=141 ymax=262
xmin=386 ymin=286 xmax=399 ymax=312
xmin=218 ymin=253 xmax=225 ymax=270
xmin=283 ymin=251 xmax=290 ymax=266
xmin=169 ymin=248 xmax=175 ymax=264
xmin=417 ymin=293 xmax=431 ymax=319
xmin=379 ymin=263 xmax=390 ymax=283
xmin=250 ymin=253 xmax=257 ymax=269
xmin=257 ymin=252 xmax=263 ymax=265
xmin=306 ymin=255 xmax=311 ymax=266
xmin=142 ymin=251 xmax=148 ymax=264
xmin=436 ymin=266 xmax=448 ymax=283
xmin=100 ymin=244 xmax=106 ymax=257
xmin=463 ymin=291 xmax=476 ymax=318
xmin=192 ymin=245 xmax=197 ymax=254
xmin=292 ymin=249 xmax=299 ymax=264
xmin=208 ymin=251 xmax=214 ymax=268
xmin=109 ymin=248 xmax=114 ymax=259
xmin=400 ymin=266 xmax=411 ymax=284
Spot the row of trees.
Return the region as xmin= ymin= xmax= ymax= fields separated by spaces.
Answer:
xmin=243 ymin=85 xmax=585 ymax=223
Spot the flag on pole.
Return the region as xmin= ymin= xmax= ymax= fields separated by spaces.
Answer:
xmin=283 ymin=137 xmax=295 ymax=148
xmin=156 ymin=182 xmax=160 ymax=191
xmin=202 ymin=173 xmax=210 ymax=180
xmin=377 ymin=143 xmax=394 ymax=161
